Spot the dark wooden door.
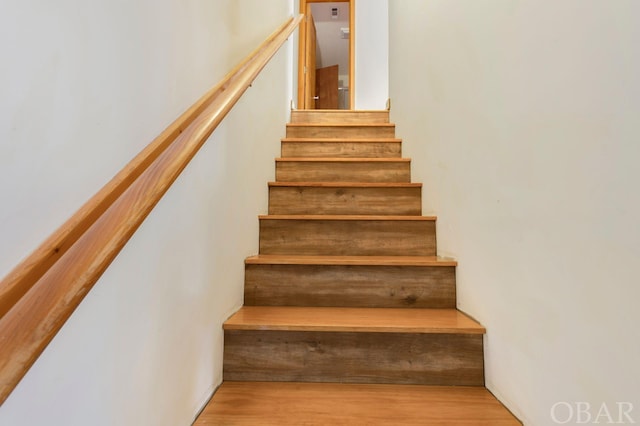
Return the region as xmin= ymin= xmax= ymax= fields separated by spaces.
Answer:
xmin=315 ymin=65 xmax=339 ymax=109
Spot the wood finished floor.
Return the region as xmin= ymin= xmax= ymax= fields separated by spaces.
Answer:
xmin=193 ymin=382 xmax=522 ymax=425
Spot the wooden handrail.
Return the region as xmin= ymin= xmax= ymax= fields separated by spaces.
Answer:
xmin=0 ymin=17 xmax=298 ymax=321
xmin=0 ymin=15 xmax=303 ymax=405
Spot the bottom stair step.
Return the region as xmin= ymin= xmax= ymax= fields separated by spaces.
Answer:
xmin=194 ymin=381 xmax=522 ymax=425
xmin=223 ymin=307 xmax=485 ymax=386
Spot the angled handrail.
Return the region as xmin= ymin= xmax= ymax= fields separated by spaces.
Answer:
xmin=0 ymin=14 xmax=303 ymax=405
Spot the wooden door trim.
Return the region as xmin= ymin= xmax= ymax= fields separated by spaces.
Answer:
xmin=297 ymin=0 xmax=355 ymax=110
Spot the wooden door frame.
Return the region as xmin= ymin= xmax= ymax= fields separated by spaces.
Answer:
xmin=297 ymin=0 xmax=355 ymax=110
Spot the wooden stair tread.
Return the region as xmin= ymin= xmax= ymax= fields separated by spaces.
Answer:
xmin=282 ymin=137 xmax=402 ymax=142
xmin=259 ymin=214 xmax=436 ymax=221
xmin=291 ymin=109 xmax=388 ymax=114
xmin=290 ymin=110 xmax=390 ymax=124
xmin=194 ymin=382 xmax=521 ymax=425
xmin=224 ymin=306 xmax=485 ymax=334
xmin=287 ymin=123 xmax=396 ymax=138
xmin=286 ymin=123 xmax=396 ymax=128
xmin=292 ymin=109 xmax=388 ymax=111
xmin=245 ymin=254 xmax=456 ymax=266
xmin=268 ymin=181 xmax=421 ymax=188
xmin=276 ymin=157 xmax=410 ymax=162
xmin=291 ymin=109 xmax=388 ymax=113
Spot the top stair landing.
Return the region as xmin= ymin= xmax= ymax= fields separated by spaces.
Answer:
xmin=290 ymin=109 xmax=389 ymax=124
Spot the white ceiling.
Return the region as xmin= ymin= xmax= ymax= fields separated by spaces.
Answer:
xmin=310 ymin=2 xmax=350 ymax=82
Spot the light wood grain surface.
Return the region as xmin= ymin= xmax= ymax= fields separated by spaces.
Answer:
xmin=286 ymin=123 xmax=396 ymax=138
xmin=268 ymin=181 xmax=421 ymax=187
xmin=281 ymin=139 xmax=402 ymax=158
xmin=276 ymin=157 xmax=409 ymax=162
xmin=276 ymin=158 xmax=411 ymax=183
xmin=194 ymin=382 xmax=522 ymax=425
xmin=224 ymin=306 xmax=485 ymax=334
xmin=290 ymin=110 xmax=389 ymax=124
xmin=259 ymin=214 xmax=434 ymax=220
xmin=245 ymin=254 xmax=457 ymax=266
xmin=281 ymin=137 xmax=402 ymax=142
xmin=287 ymin=123 xmax=396 ymax=128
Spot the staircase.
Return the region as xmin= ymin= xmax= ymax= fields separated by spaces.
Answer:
xmin=194 ymin=110 xmax=520 ymax=425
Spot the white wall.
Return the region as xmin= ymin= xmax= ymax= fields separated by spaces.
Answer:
xmin=0 ymin=0 xmax=293 ymax=424
xmin=355 ymin=0 xmax=388 ymax=109
xmin=390 ymin=1 xmax=640 ymax=425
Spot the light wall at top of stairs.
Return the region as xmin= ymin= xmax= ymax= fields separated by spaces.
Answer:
xmin=355 ymin=0 xmax=389 ymax=110
xmin=0 ymin=1 xmax=294 ymax=425
xmin=389 ymin=1 xmax=640 ymax=425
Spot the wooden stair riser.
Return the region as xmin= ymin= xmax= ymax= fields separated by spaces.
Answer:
xmin=282 ymin=140 xmax=402 ymax=158
xmin=268 ymin=185 xmax=422 ymax=215
xmin=259 ymin=218 xmax=436 ymax=256
xmin=286 ymin=125 xmax=395 ymax=138
xmin=245 ymin=264 xmax=456 ymax=308
xmin=276 ymin=160 xmax=411 ymax=183
xmin=290 ymin=110 xmax=389 ymax=124
xmin=224 ymin=330 xmax=484 ymax=386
